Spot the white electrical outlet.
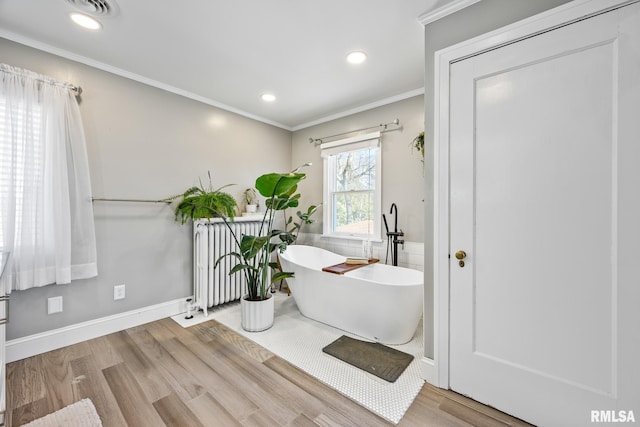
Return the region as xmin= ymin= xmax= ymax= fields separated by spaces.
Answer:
xmin=114 ymin=284 xmax=126 ymax=300
xmin=47 ymin=296 xmax=63 ymax=314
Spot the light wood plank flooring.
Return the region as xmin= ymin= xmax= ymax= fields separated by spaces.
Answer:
xmin=6 ymin=316 xmax=533 ymax=426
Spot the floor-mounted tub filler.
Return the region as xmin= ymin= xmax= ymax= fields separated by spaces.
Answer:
xmin=278 ymin=245 xmax=423 ymax=345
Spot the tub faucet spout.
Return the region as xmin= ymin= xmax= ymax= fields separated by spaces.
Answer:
xmin=390 ymin=203 xmax=398 ymax=233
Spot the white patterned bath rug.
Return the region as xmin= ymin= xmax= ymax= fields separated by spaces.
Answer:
xmin=23 ymin=398 xmax=102 ymax=427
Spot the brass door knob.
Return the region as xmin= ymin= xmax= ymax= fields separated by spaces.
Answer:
xmin=455 ymin=250 xmax=467 ymax=260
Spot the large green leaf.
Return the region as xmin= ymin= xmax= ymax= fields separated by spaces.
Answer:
xmin=240 ymin=235 xmax=269 ymax=260
xmin=272 ymin=271 xmax=294 ymax=283
xmin=255 ymin=173 xmax=305 ymax=198
xmin=266 ymin=196 xmax=300 ymax=211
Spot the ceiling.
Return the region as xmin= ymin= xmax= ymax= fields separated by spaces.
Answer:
xmin=0 ymin=0 xmax=455 ymax=130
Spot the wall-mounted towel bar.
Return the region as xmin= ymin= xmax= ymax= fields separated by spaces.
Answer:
xmin=91 ymin=197 xmax=171 ymax=204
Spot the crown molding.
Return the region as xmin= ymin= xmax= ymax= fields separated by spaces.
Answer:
xmin=417 ymin=0 xmax=482 ymax=26
xmin=0 ymin=30 xmax=291 ymax=130
xmin=291 ymin=88 xmax=424 ymax=132
xmin=1 ymin=30 xmax=425 ymax=133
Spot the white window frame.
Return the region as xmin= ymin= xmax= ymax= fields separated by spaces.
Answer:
xmin=321 ymin=132 xmax=382 ymax=241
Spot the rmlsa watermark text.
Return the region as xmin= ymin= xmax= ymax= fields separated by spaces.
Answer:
xmin=591 ymin=410 xmax=636 ymax=423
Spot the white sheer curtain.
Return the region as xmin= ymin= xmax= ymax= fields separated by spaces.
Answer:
xmin=0 ymin=63 xmax=97 ymax=292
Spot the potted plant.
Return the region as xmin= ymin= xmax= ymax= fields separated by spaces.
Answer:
xmin=166 ymin=171 xmax=238 ymax=223
xmin=213 ymin=163 xmax=311 ymax=331
xmin=410 ymin=131 xmax=425 ymax=162
xmin=243 ymin=187 xmax=258 ymax=213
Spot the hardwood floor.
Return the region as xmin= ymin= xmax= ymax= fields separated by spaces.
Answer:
xmin=6 ymin=316 xmax=533 ymax=426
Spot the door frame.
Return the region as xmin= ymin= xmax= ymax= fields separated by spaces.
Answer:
xmin=431 ymin=0 xmax=638 ymax=389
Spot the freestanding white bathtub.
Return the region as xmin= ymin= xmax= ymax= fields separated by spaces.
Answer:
xmin=278 ymin=245 xmax=423 ymax=345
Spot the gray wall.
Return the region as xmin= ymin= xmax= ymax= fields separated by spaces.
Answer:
xmin=422 ymin=0 xmax=572 ymax=359
xmin=291 ymin=95 xmax=426 ymax=244
xmin=1 ymin=37 xmax=292 ymax=340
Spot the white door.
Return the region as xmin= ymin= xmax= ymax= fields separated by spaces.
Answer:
xmin=448 ymin=3 xmax=640 ymax=426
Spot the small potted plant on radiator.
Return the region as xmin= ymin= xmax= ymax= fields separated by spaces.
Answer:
xmin=213 ymin=164 xmax=311 ymax=331
xmin=243 ymin=187 xmax=258 ymax=213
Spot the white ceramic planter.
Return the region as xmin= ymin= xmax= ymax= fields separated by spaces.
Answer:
xmin=246 ymin=204 xmax=257 ymax=213
xmin=240 ymin=294 xmax=274 ymax=332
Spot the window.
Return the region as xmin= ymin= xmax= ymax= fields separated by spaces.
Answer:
xmin=0 ymin=97 xmax=44 ymax=251
xmin=322 ymin=132 xmax=381 ymax=240
xmin=1 ymin=63 xmax=97 ymax=291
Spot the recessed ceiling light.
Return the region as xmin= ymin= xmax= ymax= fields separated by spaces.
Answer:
xmin=70 ymin=13 xmax=102 ymax=30
xmin=261 ymin=93 xmax=276 ymax=102
xmin=347 ymin=51 xmax=367 ymax=64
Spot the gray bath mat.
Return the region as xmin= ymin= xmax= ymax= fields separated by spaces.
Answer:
xmin=322 ymin=335 xmax=414 ymax=382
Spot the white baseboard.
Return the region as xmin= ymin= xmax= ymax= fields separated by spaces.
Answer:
xmin=420 ymin=356 xmax=437 ymax=385
xmin=6 ymin=297 xmax=189 ymax=363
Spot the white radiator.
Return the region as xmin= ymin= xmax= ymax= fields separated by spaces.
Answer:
xmin=193 ymin=216 xmax=265 ymax=316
